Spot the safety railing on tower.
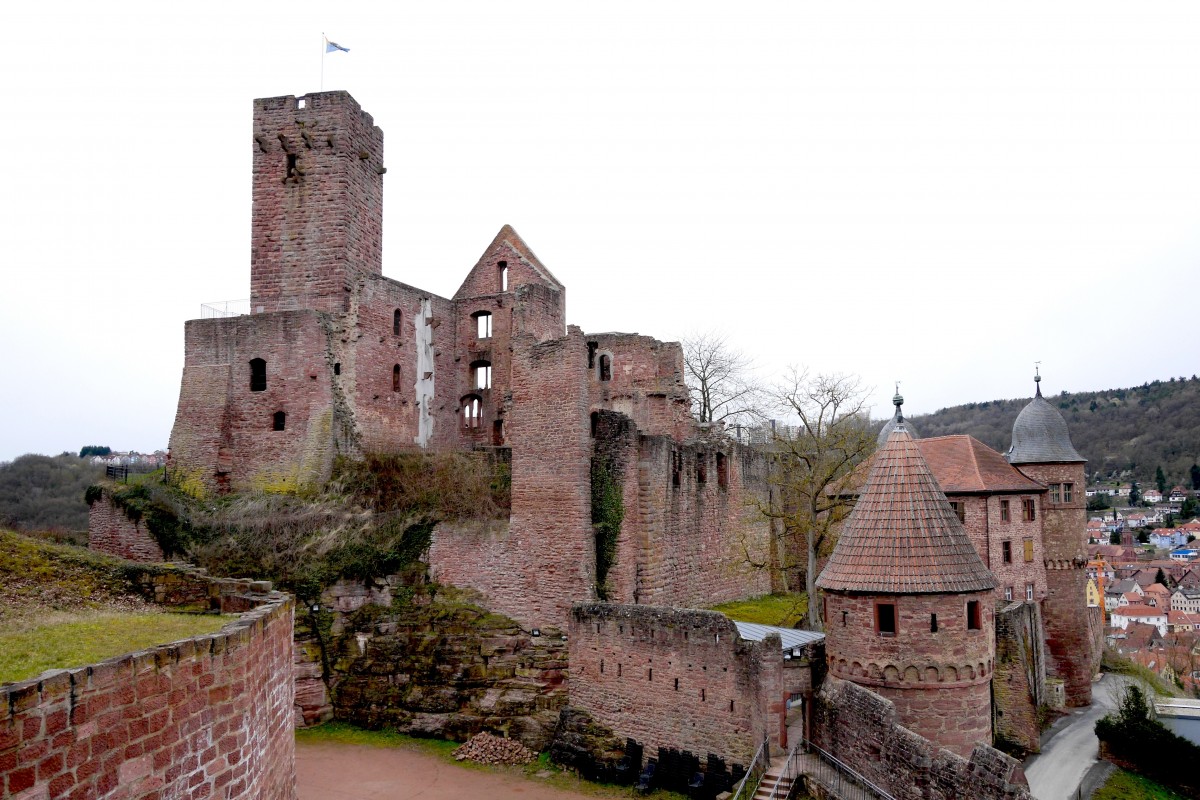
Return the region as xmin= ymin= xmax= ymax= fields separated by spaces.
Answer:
xmin=200 ymin=299 xmax=251 ymax=318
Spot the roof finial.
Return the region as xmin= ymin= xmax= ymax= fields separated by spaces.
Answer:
xmin=1034 ymin=362 xmax=1042 ymax=397
xmin=893 ymin=381 xmax=904 ymax=423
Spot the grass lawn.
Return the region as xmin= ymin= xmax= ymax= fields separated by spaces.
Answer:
xmin=296 ymin=722 xmax=689 ymax=799
xmin=709 ymin=593 xmax=808 ymax=627
xmin=0 ymin=611 xmax=229 ymax=684
xmin=1093 ymin=768 xmax=1188 ymax=800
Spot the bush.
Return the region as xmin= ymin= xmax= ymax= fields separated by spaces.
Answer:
xmin=1095 ymin=685 xmax=1200 ymax=798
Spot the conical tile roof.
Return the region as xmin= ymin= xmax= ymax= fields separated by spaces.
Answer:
xmin=816 ymin=423 xmax=996 ymax=594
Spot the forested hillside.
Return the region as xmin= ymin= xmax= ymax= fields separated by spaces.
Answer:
xmin=0 ymin=454 xmax=102 ymax=536
xmin=908 ymin=376 xmax=1200 ymax=487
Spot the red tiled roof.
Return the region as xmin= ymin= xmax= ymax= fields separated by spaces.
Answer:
xmin=1116 ymin=605 xmax=1166 ymax=618
xmin=915 ymin=436 xmax=1045 ymax=493
xmin=816 ymin=425 xmax=996 ymax=594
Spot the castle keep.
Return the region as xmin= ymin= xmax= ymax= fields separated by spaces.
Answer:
xmin=167 ymin=91 xmax=772 ymax=631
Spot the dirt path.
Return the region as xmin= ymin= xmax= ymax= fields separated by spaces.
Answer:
xmin=296 ymin=740 xmax=606 ymax=800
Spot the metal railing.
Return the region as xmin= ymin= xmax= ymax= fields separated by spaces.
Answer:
xmin=729 ymin=738 xmax=771 ymax=800
xmin=759 ymin=740 xmax=804 ymax=800
xmin=794 ymin=738 xmax=896 ymax=800
xmin=201 ymin=299 xmax=252 ymax=318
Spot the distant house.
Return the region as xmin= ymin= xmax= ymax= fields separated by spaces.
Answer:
xmin=1167 ymin=610 xmax=1200 ymax=633
xmin=1151 ymin=529 xmax=1188 ymax=549
xmin=1170 ymin=487 xmax=1190 ymax=503
xmin=1126 ymin=513 xmax=1149 ymax=529
xmin=1144 ymin=489 xmax=1164 ymax=504
xmin=1106 ymin=578 xmax=1143 ymax=613
xmin=1144 ymin=583 xmax=1171 ymax=608
xmin=1112 ymin=604 xmax=1168 ymax=636
xmin=1086 ymin=486 xmax=1099 ymax=498
xmin=1171 ymin=547 xmax=1200 ymax=562
xmin=1086 ymin=578 xmax=1102 ymax=609
xmin=1171 ymin=587 xmax=1200 ymax=614
xmin=1117 ymin=483 xmax=1133 ymax=497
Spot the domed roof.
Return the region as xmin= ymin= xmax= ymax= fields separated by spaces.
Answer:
xmin=817 ymin=423 xmax=996 ymax=595
xmin=877 ymin=389 xmax=918 ymax=447
xmin=1006 ymin=377 xmax=1084 ymax=465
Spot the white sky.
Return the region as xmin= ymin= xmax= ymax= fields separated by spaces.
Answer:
xmin=3 ymin=1 xmax=1199 ymax=461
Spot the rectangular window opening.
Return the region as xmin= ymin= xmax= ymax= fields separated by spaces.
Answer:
xmin=949 ymin=501 xmax=965 ymax=523
xmin=1002 ymin=540 xmax=1012 ymax=564
xmin=930 ymin=614 xmax=938 ymax=633
xmin=1023 ymin=497 xmax=1036 ymax=522
xmin=1004 ymin=586 xmax=1013 ymax=601
xmin=1026 ymin=583 xmax=1035 ymax=601
xmin=716 ymin=453 xmax=728 ymax=489
xmin=1000 ymin=499 xmax=1010 ymax=522
xmin=1050 ymin=484 xmax=1062 ymax=504
xmin=1063 ymin=483 xmax=1073 ymax=503
xmin=967 ymin=600 xmax=982 ymax=630
xmin=876 ymin=603 xmax=896 ymax=637
xmin=499 ymin=261 xmax=508 ymax=291
xmin=1024 ymin=539 xmax=1035 ymax=562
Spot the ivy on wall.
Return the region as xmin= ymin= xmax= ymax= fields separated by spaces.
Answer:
xmin=591 ymin=456 xmax=624 ymax=600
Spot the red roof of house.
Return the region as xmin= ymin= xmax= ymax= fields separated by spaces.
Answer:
xmin=914 ymin=436 xmax=1046 ymax=494
xmin=817 ymin=425 xmax=996 ymax=595
xmin=1116 ymin=605 xmax=1166 ymax=618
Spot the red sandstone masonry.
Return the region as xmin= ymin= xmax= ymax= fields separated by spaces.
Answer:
xmin=992 ymin=601 xmax=1046 ymax=754
xmin=568 ymin=604 xmax=783 ymax=765
xmin=88 ymin=497 xmax=164 ymax=562
xmin=812 ymin=677 xmax=1030 ymax=800
xmin=0 ymin=570 xmax=296 ymax=800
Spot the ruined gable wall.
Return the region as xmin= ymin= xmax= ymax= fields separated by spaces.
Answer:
xmin=992 ymin=601 xmax=1046 ymax=755
xmin=169 ymin=312 xmax=338 ymax=494
xmin=250 ymin=92 xmax=383 ymax=314
xmin=811 ymin=677 xmax=1030 ymax=800
xmin=0 ymin=577 xmax=295 ymax=800
xmin=568 ymin=604 xmax=783 ymax=765
xmin=630 ymin=437 xmax=772 ymax=609
xmin=88 ymin=496 xmax=165 ymax=563
xmin=586 ymin=333 xmax=692 ymax=440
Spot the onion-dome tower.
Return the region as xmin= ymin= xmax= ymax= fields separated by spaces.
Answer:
xmin=817 ymin=420 xmax=996 ymax=757
xmin=876 ymin=385 xmax=918 ymax=448
xmin=1006 ymin=372 xmax=1091 ymax=706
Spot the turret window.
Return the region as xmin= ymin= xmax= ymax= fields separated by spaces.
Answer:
xmin=967 ymin=600 xmax=982 ymax=630
xmin=876 ymin=603 xmax=896 ymax=637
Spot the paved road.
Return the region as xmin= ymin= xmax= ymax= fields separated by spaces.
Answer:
xmin=1024 ymin=675 xmax=1126 ymax=800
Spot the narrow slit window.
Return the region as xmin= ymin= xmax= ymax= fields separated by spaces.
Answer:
xmin=1002 ymin=540 xmax=1012 ymax=563
xmin=697 ymin=457 xmax=707 ymax=484
xmin=599 ymin=354 xmax=612 ymax=382
xmin=333 ymin=362 xmax=341 ymax=376
xmin=392 ymin=364 xmax=401 ymax=392
xmin=1000 ymin=499 xmax=1010 ymax=522
xmin=590 ymin=411 xmax=599 ymax=438
xmin=587 ymin=341 xmax=598 ymax=369
xmin=272 ymin=411 xmax=286 ymax=431
xmin=249 ymin=358 xmax=266 ymax=392
xmin=499 ymin=260 xmax=508 ymax=291
xmin=471 ymin=360 xmax=492 ymax=390
xmin=393 ymin=309 xmax=402 ymax=336
xmin=930 ymin=614 xmax=938 ymax=633
xmin=286 ymin=153 xmax=298 ymax=181
xmin=716 ymin=453 xmax=728 ymax=488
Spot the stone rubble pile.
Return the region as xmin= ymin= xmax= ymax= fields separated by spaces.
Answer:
xmin=453 ymin=732 xmax=538 ymax=766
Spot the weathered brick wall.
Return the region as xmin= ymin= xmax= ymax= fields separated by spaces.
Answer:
xmin=568 ymin=604 xmax=784 ymax=765
xmin=585 ymin=333 xmax=692 ymax=440
xmin=0 ymin=574 xmax=295 ymax=800
xmin=1013 ymin=461 xmax=1092 ymax=707
xmin=812 ymin=677 xmax=1030 ymax=800
xmin=88 ymin=496 xmax=164 ymax=563
xmin=169 ymin=312 xmax=340 ymax=494
xmin=628 ymin=436 xmax=772 ymax=608
xmin=430 ymin=331 xmax=594 ymax=630
xmin=992 ymin=601 xmax=1046 ymax=755
xmin=250 ymin=92 xmax=383 ymax=314
xmin=821 ymin=591 xmax=994 ymax=757
xmin=947 ymin=493 xmax=1047 ymax=605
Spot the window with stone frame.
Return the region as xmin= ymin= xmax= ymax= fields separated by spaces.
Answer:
xmin=1004 ymin=586 xmax=1013 ymax=601
xmin=949 ymin=500 xmax=965 ymax=523
xmin=1000 ymin=499 xmax=1010 ymax=522
xmin=876 ymin=602 xmax=896 ymax=637
xmin=967 ymin=600 xmax=982 ymax=630
xmin=1050 ymin=484 xmax=1062 ymax=503
xmin=1002 ymin=540 xmax=1012 ymax=563
xmin=1062 ymin=483 xmax=1073 ymax=503
xmin=1026 ymin=583 xmax=1035 ymax=601
xmin=1022 ymin=497 xmax=1036 ymax=521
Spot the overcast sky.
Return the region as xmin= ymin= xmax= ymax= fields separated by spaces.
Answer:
xmin=2 ymin=1 xmax=1199 ymax=461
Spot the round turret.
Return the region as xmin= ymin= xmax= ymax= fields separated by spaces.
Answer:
xmin=877 ymin=388 xmax=918 ymax=447
xmin=1006 ymin=375 xmax=1084 ymax=464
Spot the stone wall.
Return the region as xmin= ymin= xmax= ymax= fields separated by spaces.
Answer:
xmin=992 ymin=601 xmax=1046 ymax=755
xmin=811 ymin=677 xmax=1030 ymax=800
xmin=948 ymin=493 xmax=1047 ymax=605
xmin=88 ymin=495 xmax=164 ymax=563
xmin=0 ymin=571 xmax=295 ymax=800
xmin=567 ymin=604 xmax=784 ymax=765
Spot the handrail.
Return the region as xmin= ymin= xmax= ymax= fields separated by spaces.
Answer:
xmin=794 ymin=737 xmax=896 ymax=800
xmin=729 ymin=738 xmax=770 ymax=800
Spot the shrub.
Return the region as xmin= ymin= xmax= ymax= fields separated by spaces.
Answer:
xmin=1094 ymin=684 xmax=1200 ymax=798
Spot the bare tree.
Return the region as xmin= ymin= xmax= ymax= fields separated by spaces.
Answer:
xmin=682 ymin=331 xmax=763 ymax=428
xmin=755 ymin=370 xmax=876 ymax=629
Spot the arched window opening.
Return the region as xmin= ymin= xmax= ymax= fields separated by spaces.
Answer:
xmin=393 ymin=309 xmax=402 ymax=336
xmin=471 ymin=360 xmax=492 ymax=390
xmin=462 ymin=395 xmax=483 ymax=429
xmin=249 ymin=358 xmax=266 ymax=392
xmin=392 ymin=364 xmax=401 ymax=392
xmin=599 ymin=354 xmax=612 ymax=382
xmin=498 ymin=260 xmax=508 ymax=292
xmin=272 ymin=411 xmax=286 ymax=431
xmin=473 ymin=311 xmax=492 ymax=339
